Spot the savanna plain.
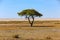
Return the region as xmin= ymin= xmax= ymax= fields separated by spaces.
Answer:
xmin=0 ymin=20 xmax=60 ymax=40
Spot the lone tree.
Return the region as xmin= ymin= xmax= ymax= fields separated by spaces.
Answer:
xmin=17 ymin=9 xmax=43 ymax=27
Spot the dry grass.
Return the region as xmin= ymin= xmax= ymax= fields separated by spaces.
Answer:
xmin=0 ymin=21 xmax=60 ymax=40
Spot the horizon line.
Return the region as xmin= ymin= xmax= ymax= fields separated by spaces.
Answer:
xmin=0 ymin=18 xmax=60 ymax=21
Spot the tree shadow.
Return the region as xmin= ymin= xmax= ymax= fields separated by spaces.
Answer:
xmin=33 ymin=25 xmax=54 ymax=27
xmin=17 ymin=24 xmax=54 ymax=27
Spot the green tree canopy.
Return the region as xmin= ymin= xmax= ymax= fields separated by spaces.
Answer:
xmin=18 ymin=9 xmax=42 ymax=17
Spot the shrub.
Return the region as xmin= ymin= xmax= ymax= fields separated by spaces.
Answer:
xmin=45 ymin=36 xmax=53 ymax=40
xmin=13 ymin=35 xmax=20 ymax=38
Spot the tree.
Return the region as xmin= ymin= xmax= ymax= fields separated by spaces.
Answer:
xmin=17 ymin=9 xmax=43 ymax=27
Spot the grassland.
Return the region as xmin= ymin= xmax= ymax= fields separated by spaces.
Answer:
xmin=0 ymin=21 xmax=60 ymax=40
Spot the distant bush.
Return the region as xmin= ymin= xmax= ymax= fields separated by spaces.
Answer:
xmin=13 ymin=35 xmax=20 ymax=38
xmin=45 ymin=36 xmax=53 ymax=40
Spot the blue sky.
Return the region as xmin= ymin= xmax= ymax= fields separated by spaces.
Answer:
xmin=0 ymin=0 xmax=60 ymax=18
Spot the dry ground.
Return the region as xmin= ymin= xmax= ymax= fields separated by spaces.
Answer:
xmin=0 ymin=21 xmax=60 ymax=40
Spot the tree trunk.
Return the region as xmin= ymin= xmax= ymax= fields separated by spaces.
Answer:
xmin=28 ymin=17 xmax=31 ymax=24
xmin=31 ymin=16 xmax=34 ymax=27
xmin=31 ymin=22 xmax=33 ymax=27
xmin=28 ymin=16 xmax=34 ymax=27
